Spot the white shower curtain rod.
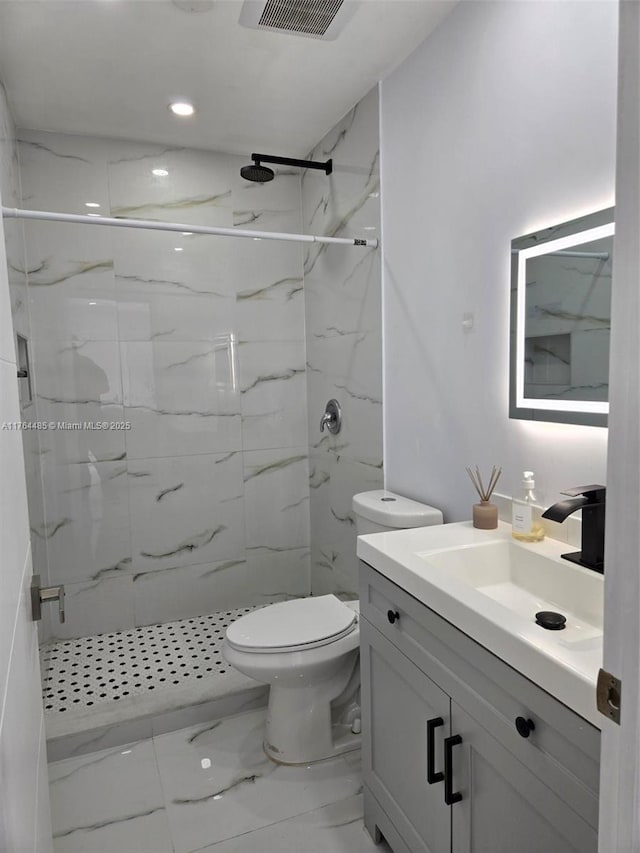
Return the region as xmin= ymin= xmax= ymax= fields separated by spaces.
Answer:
xmin=1 ymin=206 xmax=378 ymax=249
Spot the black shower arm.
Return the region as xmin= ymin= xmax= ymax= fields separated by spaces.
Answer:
xmin=251 ymin=153 xmax=332 ymax=175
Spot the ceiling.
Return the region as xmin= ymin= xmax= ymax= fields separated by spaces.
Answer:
xmin=0 ymin=0 xmax=454 ymax=157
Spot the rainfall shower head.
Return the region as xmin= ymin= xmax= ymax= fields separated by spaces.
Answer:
xmin=240 ymin=162 xmax=275 ymax=183
xmin=240 ymin=153 xmax=333 ymax=182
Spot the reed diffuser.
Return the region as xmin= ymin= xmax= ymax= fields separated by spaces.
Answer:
xmin=466 ymin=465 xmax=502 ymax=529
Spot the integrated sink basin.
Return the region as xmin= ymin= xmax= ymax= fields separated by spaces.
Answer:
xmin=357 ymin=521 xmax=604 ymax=726
xmin=419 ymin=539 xmax=603 ymax=645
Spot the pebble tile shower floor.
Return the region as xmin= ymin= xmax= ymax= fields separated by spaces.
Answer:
xmin=40 ymin=606 xmax=257 ymax=715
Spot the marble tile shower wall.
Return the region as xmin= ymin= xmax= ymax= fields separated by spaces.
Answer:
xmin=17 ymin=130 xmax=311 ymax=641
xmin=0 ymin=86 xmax=49 ymax=605
xmin=301 ymin=85 xmax=383 ymax=596
xmin=0 ymin=79 xmax=54 ymax=853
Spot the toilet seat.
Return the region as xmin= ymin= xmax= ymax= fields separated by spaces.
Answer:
xmin=225 ymin=594 xmax=357 ymax=654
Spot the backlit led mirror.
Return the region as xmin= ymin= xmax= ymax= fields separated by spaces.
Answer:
xmin=509 ymin=208 xmax=614 ymax=427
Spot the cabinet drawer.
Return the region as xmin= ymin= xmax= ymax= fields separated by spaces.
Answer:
xmin=359 ymin=560 xmax=600 ymax=827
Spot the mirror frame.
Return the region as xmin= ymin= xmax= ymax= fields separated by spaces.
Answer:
xmin=509 ymin=207 xmax=614 ymax=428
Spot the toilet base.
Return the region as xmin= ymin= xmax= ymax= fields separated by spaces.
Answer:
xmin=264 ymin=722 xmax=360 ymax=766
xmin=262 ymin=673 xmax=360 ymax=765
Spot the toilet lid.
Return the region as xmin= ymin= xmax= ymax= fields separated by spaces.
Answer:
xmin=225 ymin=595 xmax=357 ymax=653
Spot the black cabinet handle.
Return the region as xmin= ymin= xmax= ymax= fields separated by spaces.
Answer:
xmin=427 ymin=717 xmax=444 ymax=784
xmin=387 ymin=609 xmax=400 ymax=624
xmin=515 ymin=716 xmax=535 ymax=738
xmin=444 ymin=734 xmax=463 ymax=805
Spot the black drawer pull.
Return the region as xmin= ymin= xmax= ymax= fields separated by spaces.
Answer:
xmin=515 ymin=716 xmax=535 ymax=738
xmin=387 ymin=609 xmax=400 ymax=624
xmin=444 ymin=734 xmax=463 ymax=805
xmin=427 ymin=717 xmax=444 ymax=784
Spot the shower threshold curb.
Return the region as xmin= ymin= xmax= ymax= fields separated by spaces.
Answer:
xmin=41 ymin=606 xmax=271 ymax=761
xmin=45 ymin=673 xmax=268 ymax=762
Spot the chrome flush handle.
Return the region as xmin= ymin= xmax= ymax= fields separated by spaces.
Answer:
xmin=31 ymin=575 xmax=65 ymax=624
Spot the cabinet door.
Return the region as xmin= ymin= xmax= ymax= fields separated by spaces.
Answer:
xmin=449 ymin=703 xmax=598 ymax=853
xmin=361 ymin=618 xmax=451 ymax=853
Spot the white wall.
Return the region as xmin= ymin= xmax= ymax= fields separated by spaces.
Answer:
xmin=380 ymin=1 xmax=617 ymax=520
xmin=0 ymin=80 xmax=53 ymax=853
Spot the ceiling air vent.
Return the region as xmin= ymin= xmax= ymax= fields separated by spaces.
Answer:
xmin=239 ymin=0 xmax=357 ymax=41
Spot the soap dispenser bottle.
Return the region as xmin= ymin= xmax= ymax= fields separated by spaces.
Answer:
xmin=512 ymin=471 xmax=545 ymax=542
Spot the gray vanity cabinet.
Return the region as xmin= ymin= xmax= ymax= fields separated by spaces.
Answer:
xmin=363 ymin=625 xmax=450 ymax=853
xmin=359 ymin=562 xmax=600 ymax=853
xmin=448 ymin=701 xmax=595 ymax=852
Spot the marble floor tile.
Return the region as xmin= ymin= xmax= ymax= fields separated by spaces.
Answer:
xmin=193 ymin=793 xmax=390 ymax=853
xmin=49 ymin=740 xmax=173 ymax=853
xmin=197 ymin=794 xmax=392 ymax=853
xmin=48 ymin=707 xmax=377 ymax=853
xmin=153 ymin=710 xmax=362 ymax=852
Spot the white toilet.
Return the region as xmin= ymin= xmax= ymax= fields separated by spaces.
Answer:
xmin=352 ymin=489 xmax=443 ymax=535
xmin=222 ymin=489 xmax=442 ymax=765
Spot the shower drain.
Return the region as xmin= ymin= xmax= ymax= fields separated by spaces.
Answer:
xmin=40 ymin=606 xmax=258 ymax=715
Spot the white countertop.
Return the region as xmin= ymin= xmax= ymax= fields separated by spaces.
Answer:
xmin=357 ymin=520 xmax=603 ymax=728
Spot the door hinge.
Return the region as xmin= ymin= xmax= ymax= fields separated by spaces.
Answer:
xmin=597 ymin=667 xmax=621 ymax=724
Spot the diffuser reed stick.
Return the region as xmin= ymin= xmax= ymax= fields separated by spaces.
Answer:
xmin=466 ymin=465 xmax=502 ymax=502
xmin=466 ymin=465 xmax=502 ymax=529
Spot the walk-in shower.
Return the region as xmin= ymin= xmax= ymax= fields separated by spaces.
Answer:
xmin=5 ymin=184 xmax=375 ymax=755
xmin=6 ymin=85 xmax=383 ymax=760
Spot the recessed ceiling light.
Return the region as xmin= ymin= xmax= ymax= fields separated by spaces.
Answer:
xmin=87 ymin=213 xmax=101 ymax=217
xmin=174 ymin=247 xmax=184 ymax=252
xmin=85 ymin=202 xmax=101 ymax=208
xmin=89 ymin=301 xmax=97 ymax=306
xmin=169 ymin=101 xmax=195 ymax=117
xmin=181 ymin=231 xmax=193 ymax=236
xmin=152 ymin=168 xmax=169 ymax=177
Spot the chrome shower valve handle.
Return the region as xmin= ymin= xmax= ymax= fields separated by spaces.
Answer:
xmin=320 ymin=399 xmax=342 ymax=434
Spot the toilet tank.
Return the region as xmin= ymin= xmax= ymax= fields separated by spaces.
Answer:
xmin=352 ymin=490 xmax=443 ymax=535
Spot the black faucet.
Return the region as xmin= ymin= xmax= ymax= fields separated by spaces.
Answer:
xmin=541 ymin=485 xmax=606 ymax=574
